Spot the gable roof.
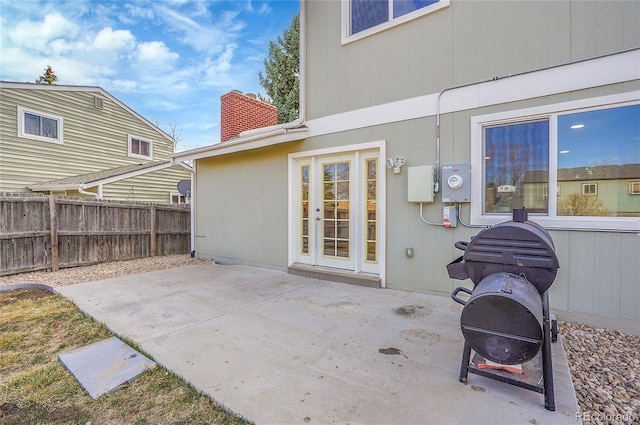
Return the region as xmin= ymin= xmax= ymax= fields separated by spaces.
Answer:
xmin=28 ymin=161 xmax=184 ymax=192
xmin=0 ymin=81 xmax=174 ymax=144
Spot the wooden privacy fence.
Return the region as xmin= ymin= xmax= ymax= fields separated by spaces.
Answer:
xmin=0 ymin=193 xmax=191 ymax=276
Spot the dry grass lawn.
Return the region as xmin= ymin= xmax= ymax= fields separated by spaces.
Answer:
xmin=0 ymin=289 xmax=250 ymax=425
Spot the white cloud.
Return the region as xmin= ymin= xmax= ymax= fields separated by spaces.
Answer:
xmin=9 ymin=12 xmax=78 ymax=52
xmin=136 ymin=41 xmax=180 ymax=65
xmin=0 ymin=0 xmax=298 ymax=150
xmin=109 ymin=79 xmax=138 ymax=92
xmin=94 ymin=27 xmax=135 ymax=51
xmin=119 ymin=4 xmax=156 ymax=26
xmin=155 ymin=5 xmax=244 ymax=55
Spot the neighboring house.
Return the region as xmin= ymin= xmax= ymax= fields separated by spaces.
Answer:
xmin=172 ymin=1 xmax=640 ymax=334
xmin=0 ymin=81 xmax=191 ymax=203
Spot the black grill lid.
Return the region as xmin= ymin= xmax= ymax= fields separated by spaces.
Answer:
xmin=447 ymin=211 xmax=559 ymax=293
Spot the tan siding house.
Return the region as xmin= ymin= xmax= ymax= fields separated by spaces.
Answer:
xmin=172 ymin=1 xmax=640 ymax=335
xmin=0 ymin=82 xmax=191 ymax=203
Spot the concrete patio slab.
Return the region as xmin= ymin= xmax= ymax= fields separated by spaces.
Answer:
xmin=56 ymin=264 xmax=580 ymax=424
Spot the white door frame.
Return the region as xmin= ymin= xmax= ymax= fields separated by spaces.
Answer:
xmin=288 ymin=141 xmax=386 ymax=286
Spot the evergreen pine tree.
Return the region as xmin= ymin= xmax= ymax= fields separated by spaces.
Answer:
xmin=36 ymin=66 xmax=58 ymax=84
xmin=258 ymin=14 xmax=299 ymax=124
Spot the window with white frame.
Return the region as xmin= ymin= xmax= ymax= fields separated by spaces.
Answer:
xmin=343 ymin=0 xmax=449 ymax=42
xmin=170 ymin=192 xmax=188 ymax=204
xmin=17 ymin=106 xmax=63 ymax=144
xmin=630 ymin=182 xmax=640 ymax=195
xmin=128 ymin=135 xmax=152 ymax=159
xmin=472 ymin=99 xmax=640 ymax=230
xmin=581 ymin=183 xmax=597 ymax=196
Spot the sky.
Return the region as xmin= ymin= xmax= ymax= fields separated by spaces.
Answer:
xmin=0 ymin=0 xmax=299 ymax=151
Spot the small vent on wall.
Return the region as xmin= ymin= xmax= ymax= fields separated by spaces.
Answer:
xmin=94 ymin=97 xmax=104 ymax=109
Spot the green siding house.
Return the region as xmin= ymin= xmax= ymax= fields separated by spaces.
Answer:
xmin=0 ymin=82 xmax=191 ymax=203
xmin=172 ymin=1 xmax=640 ymax=335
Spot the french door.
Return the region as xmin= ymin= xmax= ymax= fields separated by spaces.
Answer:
xmin=293 ymin=148 xmax=380 ymax=275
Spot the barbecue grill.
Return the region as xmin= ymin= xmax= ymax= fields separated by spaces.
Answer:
xmin=447 ymin=208 xmax=558 ymax=411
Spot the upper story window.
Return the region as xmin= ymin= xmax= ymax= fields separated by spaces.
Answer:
xmin=17 ymin=106 xmax=63 ymax=144
xmin=343 ymin=0 xmax=449 ymax=43
xmin=128 ymin=135 xmax=153 ymax=159
xmin=471 ymin=97 xmax=640 ymax=232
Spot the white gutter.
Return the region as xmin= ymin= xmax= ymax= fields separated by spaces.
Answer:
xmin=293 ymin=0 xmax=306 ymax=127
xmin=77 ymin=186 xmax=100 ymax=198
xmin=190 ymin=162 xmax=196 ymax=257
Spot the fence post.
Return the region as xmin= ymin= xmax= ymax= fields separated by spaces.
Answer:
xmin=150 ymin=204 xmax=157 ymax=257
xmin=49 ymin=195 xmax=59 ymax=271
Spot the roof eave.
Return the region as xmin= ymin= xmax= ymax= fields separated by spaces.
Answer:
xmin=171 ymin=126 xmax=307 ymax=163
xmin=28 ymin=161 xmax=176 ymax=191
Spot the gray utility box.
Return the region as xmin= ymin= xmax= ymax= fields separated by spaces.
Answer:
xmin=442 ymin=164 xmax=471 ymax=203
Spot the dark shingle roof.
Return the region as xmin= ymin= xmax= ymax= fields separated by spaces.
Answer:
xmin=30 ymin=161 xmax=171 ymax=187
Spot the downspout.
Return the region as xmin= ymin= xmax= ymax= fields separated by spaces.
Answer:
xmin=283 ymin=0 xmax=306 ymax=130
xmin=190 ymin=163 xmax=196 ymax=257
xmin=78 ymin=186 xmax=100 ymax=198
xmin=434 ymin=46 xmax=640 ymax=193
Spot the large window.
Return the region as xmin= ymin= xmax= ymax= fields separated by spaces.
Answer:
xmin=343 ymin=0 xmax=449 ymax=42
xmin=17 ymin=106 xmax=63 ymax=144
xmin=472 ymin=98 xmax=640 ymax=231
xmin=484 ymin=120 xmax=549 ymax=214
xmin=128 ymin=135 xmax=152 ymax=159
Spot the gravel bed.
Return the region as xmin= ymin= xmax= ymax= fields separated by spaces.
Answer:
xmin=560 ymin=322 xmax=639 ymax=425
xmin=1 ymin=257 xmax=638 ymax=424
xmin=0 ymin=254 xmax=211 ymax=287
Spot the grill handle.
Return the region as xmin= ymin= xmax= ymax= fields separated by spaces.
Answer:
xmin=454 ymin=241 xmax=469 ymax=251
xmin=451 ymin=286 xmax=473 ymax=306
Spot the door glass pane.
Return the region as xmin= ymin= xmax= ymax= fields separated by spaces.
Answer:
xmin=324 ymin=221 xmax=335 ymax=238
xmin=324 ymin=182 xmax=335 ymax=200
xmin=337 ymin=240 xmax=349 ymax=258
xmin=337 ymin=162 xmax=350 ymax=180
xmin=322 ymin=161 xmax=350 ymax=259
xmin=365 ymin=159 xmax=378 ymax=263
xmin=337 ymin=220 xmax=349 ymax=239
xmin=337 ymin=201 xmax=349 ymax=219
xmin=324 ymin=239 xmax=336 ymax=256
xmin=300 ymin=165 xmax=310 ymax=255
xmin=324 ymin=164 xmax=335 ymax=181
xmin=367 ymin=242 xmax=377 ymax=262
xmin=337 ymin=182 xmax=349 ymax=200
xmin=324 ymin=201 xmax=335 ymax=219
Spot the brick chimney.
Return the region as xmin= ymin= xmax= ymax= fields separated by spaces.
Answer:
xmin=220 ymin=90 xmax=278 ymax=142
